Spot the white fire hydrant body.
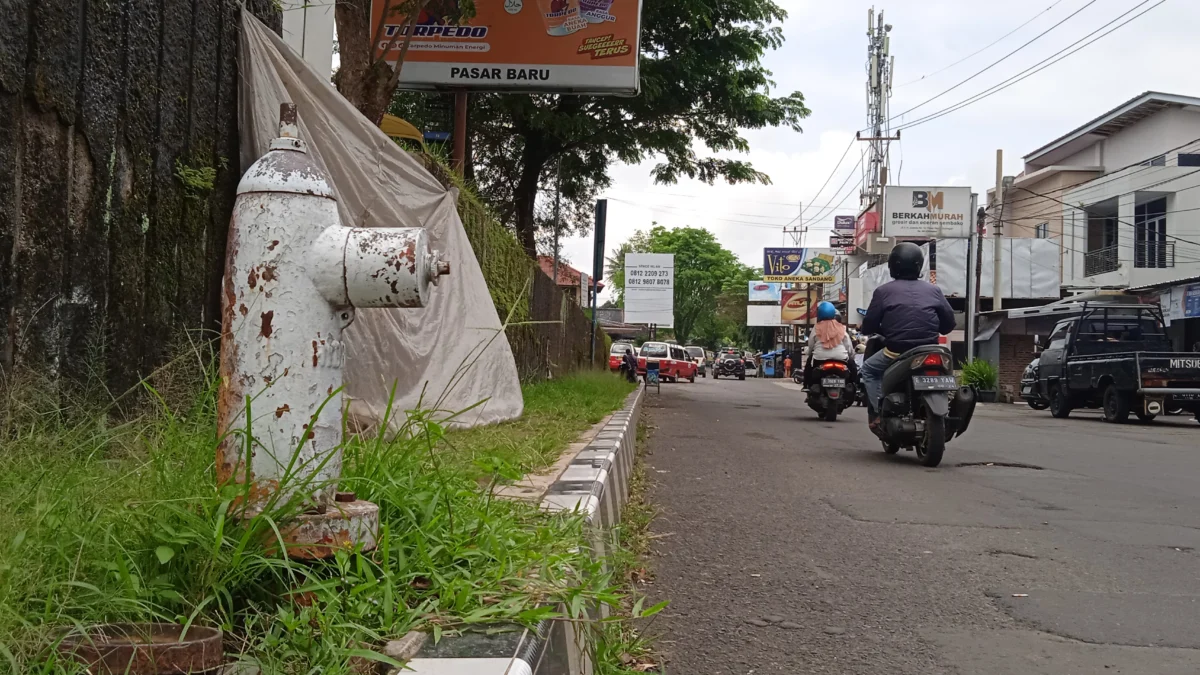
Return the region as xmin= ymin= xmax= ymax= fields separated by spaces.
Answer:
xmin=217 ymin=105 xmax=447 ymax=554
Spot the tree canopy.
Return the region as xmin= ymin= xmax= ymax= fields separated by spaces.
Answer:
xmin=389 ymin=0 xmax=810 ymax=255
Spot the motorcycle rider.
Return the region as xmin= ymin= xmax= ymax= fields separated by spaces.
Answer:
xmin=803 ymin=301 xmax=856 ymax=387
xmin=860 ymin=242 xmax=955 ymax=428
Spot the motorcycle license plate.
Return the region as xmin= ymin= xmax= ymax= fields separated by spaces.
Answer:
xmin=821 ymin=378 xmax=846 ymax=388
xmin=912 ymin=375 xmax=958 ymax=391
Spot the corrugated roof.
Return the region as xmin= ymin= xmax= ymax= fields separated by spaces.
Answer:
xmin=1127 ymin=273 xmax=1200 ymax=292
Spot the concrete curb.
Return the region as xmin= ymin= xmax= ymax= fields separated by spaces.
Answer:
xmin=406 ymin=383 xmax=645 ymax=675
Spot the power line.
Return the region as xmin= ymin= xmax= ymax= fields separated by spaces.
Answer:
xmin=887 ymin=0 xmax=1099 ymax=124
xmin=1006 ymin=169 xmax=1200 ymax=250
xmin=798 ymin=136 xmax=857 ymax=219
xmin=895 ymin=0 xmax=1165 ymax=133
xmin=807 ymin=155 xmax=866 ymax=226
xmin=896 ymin=0 xmax=1067 ymax=87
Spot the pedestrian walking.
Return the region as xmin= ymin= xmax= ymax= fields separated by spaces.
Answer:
xmin=784 ymin=355 xmax=792 ymax=379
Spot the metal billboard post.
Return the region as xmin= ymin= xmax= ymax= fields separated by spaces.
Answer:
xmin=590 ymin=199 xmax=608 ymax=364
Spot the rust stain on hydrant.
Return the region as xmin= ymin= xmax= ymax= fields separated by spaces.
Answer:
xmin=275 ymin=404 xmax=290 ymax=418
xmin=260 ymin=310 xmax=274 ymax=338
xmin=248 ymin=268 xmax=258 ymax=289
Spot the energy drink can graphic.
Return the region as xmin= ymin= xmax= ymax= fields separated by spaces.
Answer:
xmin=537 ymin=0 xmax=587 ymax=36
xmin=579 ymin=0 xmax=614 ymax=23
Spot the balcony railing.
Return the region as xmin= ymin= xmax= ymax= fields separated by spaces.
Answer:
xmin=1135 ymin=241 xmax=1175 ymax=269
xmin=1084 ymin=245 xmax=1119 ymax=276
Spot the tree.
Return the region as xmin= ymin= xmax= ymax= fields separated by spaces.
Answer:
xmin=335 ymin=0 xmax=475 ymax=124
xmin=393 ymin=0 xmax=810 ymax=256
xmin=609 ymin=226 xmax=746 ymax=345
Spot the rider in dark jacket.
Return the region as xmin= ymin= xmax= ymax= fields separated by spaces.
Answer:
xmin=861 ymin=243 xmax=955 ymax=421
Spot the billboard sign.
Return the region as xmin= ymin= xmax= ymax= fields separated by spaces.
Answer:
xmin=371 ymin=0 xmax=644 ymax=93
xmin=747 ymin=281 xmax=782 ymax=302
xmin=834 ymin=215 xmax=856 ymax=231
xmin=762 ymin=248 xmax=836 ymax=283
xmin=883 ymin=186 xmax=972 ymax=239
xmin=624 ymin=253 xmax=674 ymax=326
xmin=746 ymin=305 xmax=784 ymax=327
xmin=780 ymin=289 xmax=817 ymax=324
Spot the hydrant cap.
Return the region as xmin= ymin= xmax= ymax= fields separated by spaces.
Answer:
xmin=236 ymin=107 xmax=335 ymax=200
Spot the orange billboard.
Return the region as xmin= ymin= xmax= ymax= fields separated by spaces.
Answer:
xmin=371 ymin=0 xmax=643 ymax=93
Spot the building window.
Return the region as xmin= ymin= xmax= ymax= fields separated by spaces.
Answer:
xmin=1035 ymin=222 xmax=1049 ymax=238
xmin=1142 ymin=155 xmax=1166 ymax=167
xmin=1134 ymin=197 xmax=1172 ymax=269
xmin=1179 ymin=153 xmax=1200 ymax=167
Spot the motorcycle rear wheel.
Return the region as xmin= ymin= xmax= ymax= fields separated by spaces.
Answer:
xmin=915 ymin=407 xmax=946 ymax=467
xmin=883 ymin=441 xmax=900 ymax=455
xmin=823 ymin=405 xmax=838 ymax=422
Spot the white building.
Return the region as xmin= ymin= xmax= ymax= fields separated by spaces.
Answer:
xmin=1011 ymin=92 xmax=1200 ymax=290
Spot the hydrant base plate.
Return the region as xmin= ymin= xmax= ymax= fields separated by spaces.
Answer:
xmin=282 ymin=499 xmax=380 ymax=560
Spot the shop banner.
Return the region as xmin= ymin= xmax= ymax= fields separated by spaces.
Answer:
xmin=372 ymin=0 xmax=644 ymax=93
xmin=762 ymin=248 xmax=836 ymax=283
xmin=1186 ymin=284 xmax=1200 ymax=318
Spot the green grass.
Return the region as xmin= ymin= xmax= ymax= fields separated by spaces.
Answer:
xmin=442 ymin=371 xmax=636 ymax=477
xmin=0 ymin=363 xmax=641 ymax=673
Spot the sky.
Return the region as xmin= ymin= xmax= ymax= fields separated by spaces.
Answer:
xmin=555 ymin=0 xmax=1200 ymax=298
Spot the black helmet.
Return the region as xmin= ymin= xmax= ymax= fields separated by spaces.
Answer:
xmin=888 ymin=242 xmax=924 ymax=280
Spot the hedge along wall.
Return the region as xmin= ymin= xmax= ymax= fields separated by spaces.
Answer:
xmin=451 ymin=175 xmax=609 ymax=381
xmin=414 ymin=152 xmax=607 ymax=380
xmin=0 ymin=0 xmax=279 ymax=400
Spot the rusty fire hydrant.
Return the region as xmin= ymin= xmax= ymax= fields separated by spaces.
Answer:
xmin=216 ymin=103 xmax=449 ymax=557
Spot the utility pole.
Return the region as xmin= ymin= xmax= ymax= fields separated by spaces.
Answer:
xmin=858 ymin=7 xmax=899 ymax=236
xmin=992 ymin=149 xmax=1004 ymax=311
xmin=966 ymin=193 xmax=979 ymax=362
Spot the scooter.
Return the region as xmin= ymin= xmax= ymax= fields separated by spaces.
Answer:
xmin=864 ymin=336 xmax=977 ymax=467
xmin=805 ymin=360 xmax=852 ymax=421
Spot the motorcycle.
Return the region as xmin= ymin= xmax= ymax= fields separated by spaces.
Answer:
xmin=805 ymin=360 xmax=852 ymax=421
xmin=865 ymin=336 xmax=977 ymax=467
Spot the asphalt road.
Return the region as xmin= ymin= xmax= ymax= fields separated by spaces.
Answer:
xmin=642 ymin=375 xmax=1200 ymax=674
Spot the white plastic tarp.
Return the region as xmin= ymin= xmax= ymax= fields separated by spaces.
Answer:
xmin=932 ymin=238 xmax=1060 ymax=299
xmin=239 ymin=13 xmax=523 ymax=428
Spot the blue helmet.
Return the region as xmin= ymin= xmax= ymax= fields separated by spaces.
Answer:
xmin=816 ymin=301 xmax=837 ymax=321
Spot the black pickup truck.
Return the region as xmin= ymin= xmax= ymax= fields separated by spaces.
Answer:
xmin=1033 ymin=303 xmax=1200 ymax=424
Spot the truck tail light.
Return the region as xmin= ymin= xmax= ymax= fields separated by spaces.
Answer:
xmin=1143 ymin=378 xmax=1168 ymax=388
